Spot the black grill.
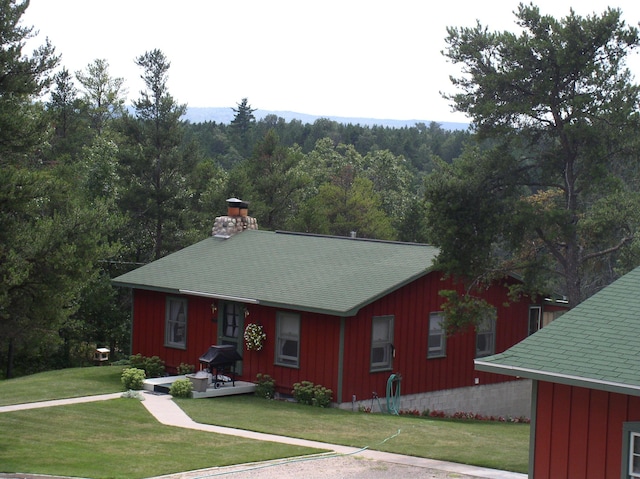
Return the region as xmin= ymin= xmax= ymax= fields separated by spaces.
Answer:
xmin=199 ymin=345 xmax=242 ymax=387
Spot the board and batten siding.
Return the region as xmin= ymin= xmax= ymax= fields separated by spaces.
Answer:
xmin=339 ymin=271 xmax=531 ymax=404
xmin=240 ymin=305 xmax=342 ymax=397
xmin=533 ymin=381 xmax=640 ymax=479
xmin=130 ymin=269 xmax=533 ymax=403
xmin=132 ymin=289 xmax=218 ymax=372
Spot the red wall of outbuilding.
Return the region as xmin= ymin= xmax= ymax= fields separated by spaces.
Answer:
xmin=533 ymin=381 xmax=640 ymax=479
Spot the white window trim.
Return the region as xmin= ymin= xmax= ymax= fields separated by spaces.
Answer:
xmin=370 ymin=315 xmax=394 ymax=372
xmin=475 ymin=316 xmax=496 ymax=358
xmin=165 ymin=297 xmax=187 ymax=349
xmin=275 ymin=312 xmax=300 ymax=368
xmin=626 ymin=424 xmax=640 ymax=478
xmin=427 ymin=312 xmax=446 ymax=359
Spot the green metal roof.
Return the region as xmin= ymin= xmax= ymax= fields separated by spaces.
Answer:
xmin=475 ymin=266 xmax=640 ymax=396
xmin=112 ymin=230 xmax=439 ymax=316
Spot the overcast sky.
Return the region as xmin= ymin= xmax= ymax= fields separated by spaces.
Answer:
xmin=22 ymin=0 xmax=640 ymax=123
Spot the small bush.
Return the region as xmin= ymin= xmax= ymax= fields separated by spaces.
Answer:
xmin=121 ymin=368 xmax=145 ymax=390
xmin=293 ymin=381 xmax=333 ymax=407
xmin=312 ymin=385 xmax=333 ymax=408
xmin=129 ymin=353 xmax=146 ymax=370
xmin=129 ymin=354 xmax=165 ymax=378
xmin=169 ymin=378 xmax=193 ymax=398
xmin=177 ymin=363 xmax=195 ymax=375
xmin=143 ymin=356 xmax=165 ymax=378
xmin=292 ymin=380 xmax=315 ymax=405
xmin=121 ymin=390 xmax=145 ymax=400
xmin=254 ymin=373 xmax=275 ymax=399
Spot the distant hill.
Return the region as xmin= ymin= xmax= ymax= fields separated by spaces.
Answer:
xmin=182 ymin=107 xmax=470 ymax=131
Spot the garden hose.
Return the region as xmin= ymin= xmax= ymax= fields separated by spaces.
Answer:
xmin=386 ymin=373 xmax=402 ymax=415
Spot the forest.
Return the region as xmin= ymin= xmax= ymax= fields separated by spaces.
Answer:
xmin=2 ymin=1 xmax=640 ymax=378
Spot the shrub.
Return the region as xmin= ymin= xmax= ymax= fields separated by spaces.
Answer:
xmin=254 ymin=373 xmax=275 ymax=399
xmin=121 ymin=390 xmax=145 ymax=400
xmin=312 ymin=385 xmax=333 ymax=408
xmin=129 ymin=353 xmax=146 ymax=370
xmin=169 ymin=378 xmax=193 ymax=398
xmin=121 ymin=368 xmax=145 ymax=390
xmin=177 ymin=363 xmax=195 ymax=375
xmin=293 ymin=381 xmax=333 ymax=407
xmin=143 ymin=356 xmax=165 ymax=378
xmin=292 ymin=381 xmax=315 ymax=405
xmin=129 ymin=354 xmax=165 ymax=378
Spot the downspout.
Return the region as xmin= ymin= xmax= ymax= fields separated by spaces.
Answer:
xmin=337 ymin=317 xmax=346 ymax=404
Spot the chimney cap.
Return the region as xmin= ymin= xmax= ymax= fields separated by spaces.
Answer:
xmin=226 ymin=197 xmax=249 ymax=207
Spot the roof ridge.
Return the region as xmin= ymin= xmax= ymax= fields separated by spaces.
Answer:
xmin=274 ymin=230 xmax=433 ymax=247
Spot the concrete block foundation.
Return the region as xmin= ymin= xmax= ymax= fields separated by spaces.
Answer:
xmin=339 ymin=379 xmax=532 ymax=419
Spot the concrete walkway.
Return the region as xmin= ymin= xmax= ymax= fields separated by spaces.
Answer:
xmin=0 ymin=392 xmax=527 ymax=479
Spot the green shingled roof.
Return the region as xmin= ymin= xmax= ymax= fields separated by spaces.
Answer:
xmin=112 ymin=230 xmax=439 ymax=316
xmin=475 ymin=266 xmax=640 ymax=396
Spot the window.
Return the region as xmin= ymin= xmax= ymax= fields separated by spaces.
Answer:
xmin=427 ymin=312 xmax=446 ymax=358
xmin=222 ymin=302 xmax=242 ymax=340
xmin=528 ymin=306 xmax=542 ymax=336
xmin=276 ymin=312 xmax=300 ymax=367
xmin=371 ymin=315 xmax=394 ymax=371
xmin=624 ymin=423 xmax=640 ymax=478
xmin=475 ymin=316 xmax=496 ymax=358
xmin=165 ymin=297 xmax=187 ymax=349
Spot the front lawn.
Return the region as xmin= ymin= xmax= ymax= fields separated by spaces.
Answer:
xmin=178 ymin=395 xmax=530 ymax=473
xmin=0 ymin=366 xmax=124 ymax=406
xmin=0 ymin=398 xmax=320 ymax=479
xmin=0 ymin=367 xmax=529 ymax=475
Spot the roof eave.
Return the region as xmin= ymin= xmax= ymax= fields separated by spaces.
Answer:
xmin=475 ymin=360 xmax=640 ymax=397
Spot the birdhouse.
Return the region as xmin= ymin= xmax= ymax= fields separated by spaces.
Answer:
xmin=93 ymin=347 xmax=110 ymax=364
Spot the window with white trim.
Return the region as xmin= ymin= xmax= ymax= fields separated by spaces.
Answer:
xmin=165 ymin=297 xmax=187 ymax=349
xmin=475 ymin=316 xmax=496 ymax=358
xmin=624 ymin=423 xmax=640 ymax=478
xmin=276 ymin=312 xmax=300 ymax=367
xmin=427 ymin=312 xmax=446 ymax=358
xmin=371 ymin=315 xmax=394 ymax=371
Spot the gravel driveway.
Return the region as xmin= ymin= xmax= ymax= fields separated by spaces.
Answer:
xmin=157 ymin=454 xmax=480 ymax=479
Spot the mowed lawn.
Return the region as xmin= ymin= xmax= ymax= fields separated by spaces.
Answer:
xmin=0 ymin=366 xmax=530 ymax=477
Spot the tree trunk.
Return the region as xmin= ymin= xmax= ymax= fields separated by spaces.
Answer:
xmin=6 ymin=337 xmax=14 ymax=379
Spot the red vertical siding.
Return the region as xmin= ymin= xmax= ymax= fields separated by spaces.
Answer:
xmin=340 ymin=271 xmax=532 ymax=403
xmin=131 ymin=268 xmax=535 ymax=403
xmin=131 ymin=290 xmax=218 ymax=373
xmin=236 ymin=305 xmax=341 ymax=397
xmin=534 ymin=382 xmax=640 ymax=479
xmin=567 ymin=384 xmax=590 ymax=478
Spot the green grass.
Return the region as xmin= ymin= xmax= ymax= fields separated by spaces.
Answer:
xmin=0 ymin=365 xmax=125 ymax=406
xmin=178 ymin=395 xmax=530 ymax=473
xmin=0 ymin=399 xmax=319 ymax=479
xmin=0 ymin=367 xmax=530 ymax=476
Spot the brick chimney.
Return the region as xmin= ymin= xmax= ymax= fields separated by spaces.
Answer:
xmin=212 ymin=198 xmax=258 ymax=238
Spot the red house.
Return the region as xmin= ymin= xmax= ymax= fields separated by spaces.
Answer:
xmin=475 ymin=266 xmax=640 ymax=478
xmin=113 ymin=203 xmax=560 ymax=413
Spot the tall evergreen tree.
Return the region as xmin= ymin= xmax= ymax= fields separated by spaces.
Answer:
xmin=0 ymin=0 xmax=57 ymax=165
xmin=427 ymin=4 xmax=640 ymax=321
xmin=119 ymin=49 xmax=192 ymax=261
xmin=230 ymin=97 xmax=256 ymax=157
xmin=75 ymin=58 xmax=126 ymax=137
